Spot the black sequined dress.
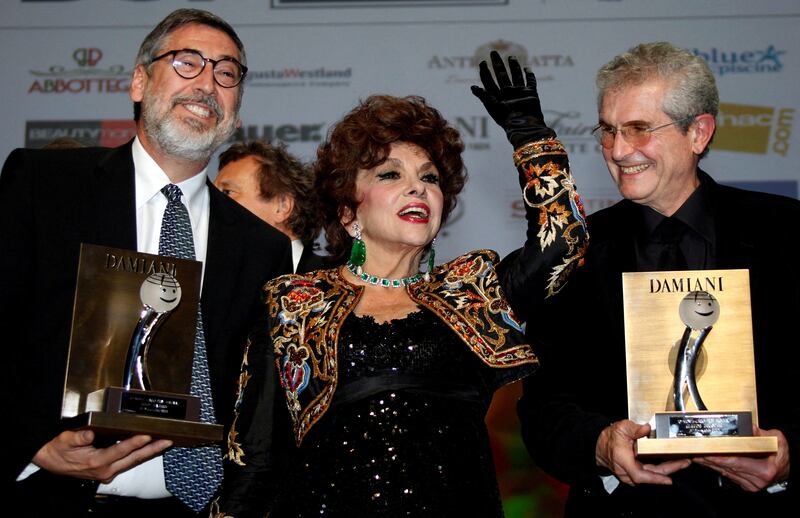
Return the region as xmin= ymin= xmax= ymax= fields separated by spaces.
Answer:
xmin=270 ymin=307 xmax=506 ymax=517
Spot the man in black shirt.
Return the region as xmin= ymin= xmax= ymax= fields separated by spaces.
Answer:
xmin=513 ymin=41 xmax=799 ymax=516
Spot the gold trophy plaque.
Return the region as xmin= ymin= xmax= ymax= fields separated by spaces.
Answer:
xmin=622 ymin=269 xmax=777 ymax=457
xmin=60 ymin=243 xmax=222 ymax=446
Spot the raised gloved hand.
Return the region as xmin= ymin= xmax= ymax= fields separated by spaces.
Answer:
xmin=471 ymin=50 xmax=556 ymax=148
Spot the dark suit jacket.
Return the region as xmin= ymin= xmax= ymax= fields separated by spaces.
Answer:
xmin=0 ymin=142 xmax=292 ymax=514
xmin=513 ymin=171 xmax=800 ymax=516
xmin=295 ymin=243 xmax=327 ymax=274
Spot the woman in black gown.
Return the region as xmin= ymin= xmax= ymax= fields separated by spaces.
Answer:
xmin=215 ymin=54 xmax=587 ymax=517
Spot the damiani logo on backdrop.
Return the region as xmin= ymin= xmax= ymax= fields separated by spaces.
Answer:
xmin=451 ymin=110 xmax=600 ymax=154
xmin=27 ymin=47 xmax=131 ymax=95
xmin=715 ymin=102 xmax=794 ymax=156
xmin=428 ymin=40 xmax=573 ymax=84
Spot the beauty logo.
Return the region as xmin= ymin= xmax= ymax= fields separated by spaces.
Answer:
xmin=28 ymin=47 xmax=131 ymax=94
xmin=25 ymin=120 xmax=136 ymax=148
xmin=714 ymin=102 xmax=794 ymax=156
xmin=692 ymin=45 xmax=785 ymax=76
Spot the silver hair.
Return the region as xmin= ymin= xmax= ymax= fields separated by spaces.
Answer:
xmin=134 ymin=8 xmax=246 ymax=68
xmin=596 ymin=41 xmax=718 ymax=133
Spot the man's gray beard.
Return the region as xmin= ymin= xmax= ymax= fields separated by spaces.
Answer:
xmin=142 ymin=101 xmax=236 ymax=163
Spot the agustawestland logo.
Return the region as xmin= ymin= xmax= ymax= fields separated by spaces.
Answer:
xmin=692 ymin=46 xmax=785 ymax=76
xmin=714 ymin=102 xmax=794 ymax=156
xmin=428 ymin=40 xmax=574 ymax=84
xmin=244 ymin=65 xmax=352 ymax=88
xmin=25 ymin=120 xmax=136 ymax=148
xmin=28 ymin=48 xmax=131 ymax=94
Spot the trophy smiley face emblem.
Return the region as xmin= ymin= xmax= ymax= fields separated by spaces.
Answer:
xmin=140 ymin=273 xmax=182 ymax=313
xmin=124 ymin=272 xmax=182 ymax=391
xmin=679 ymin=290 xmax=720 ymax=330
xmin=673 ymin=290 xmax=720 ymax=411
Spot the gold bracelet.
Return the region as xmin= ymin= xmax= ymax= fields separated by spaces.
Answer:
xmin=513 ymin=138 xmax=565 ymax=167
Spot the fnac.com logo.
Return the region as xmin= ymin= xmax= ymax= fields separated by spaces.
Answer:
xmin=28 ymin=47 xmax=131 ymax=94
xmin=715 ymin=103 xmax=794 ymax=156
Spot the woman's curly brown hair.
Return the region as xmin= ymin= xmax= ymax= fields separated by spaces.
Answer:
xmin=314 ymin=95 xmax=467 ymax=264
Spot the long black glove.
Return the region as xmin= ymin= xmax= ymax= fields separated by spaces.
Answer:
xmin=471 ymin=50 xmax=556 ymax=148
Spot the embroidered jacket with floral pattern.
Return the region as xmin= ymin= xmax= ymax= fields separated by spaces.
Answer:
xmin=216 ymin=136 xmax=588 ymax=516
xmin=506 ymin=137 xmax=588 ymax=302
xmin=243 ymin=250 xmax=534 ymax=448
xmin=225 ymin=136 xmax=587 ymax=452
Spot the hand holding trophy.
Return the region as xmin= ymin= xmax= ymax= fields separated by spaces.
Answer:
xmin=622 ymin=269 xmax=778 ymax=456
xmin=62 ymin=244 xmax=221 ymax=446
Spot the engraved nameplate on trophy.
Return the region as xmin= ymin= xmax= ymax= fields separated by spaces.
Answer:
xmin=622 ymin=269 xmax=777 ymax=457
xmin=61 ymin=244 xmax=222 ymax=446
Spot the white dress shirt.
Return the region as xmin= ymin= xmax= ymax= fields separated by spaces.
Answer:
xmin=17 ymin=138 xmax=212 ymax=496
xmin=291 ymin=239 xmax=305 ymax=273
xmin=97 ymin=137 xmax=210 ymax=498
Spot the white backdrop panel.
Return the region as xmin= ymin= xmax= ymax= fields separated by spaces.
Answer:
xmin=1 ymin=1 xmax=798 ymax=262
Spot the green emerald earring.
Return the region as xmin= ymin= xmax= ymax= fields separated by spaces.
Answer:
xmin=424 ymin=238 xmax=436 ymax=282
xmin=349 ymin=222 xmax=366 ymax=275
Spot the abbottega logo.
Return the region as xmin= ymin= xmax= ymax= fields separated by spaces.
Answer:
xmin=28 ymin=47 xmax=131 ymax=94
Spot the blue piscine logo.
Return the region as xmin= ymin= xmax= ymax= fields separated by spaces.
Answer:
xmin=692 ymin=45 xmax=785 ymax=76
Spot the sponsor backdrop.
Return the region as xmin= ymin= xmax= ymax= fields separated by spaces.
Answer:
xmin=2 ymin=1 xmax=797 ymax=516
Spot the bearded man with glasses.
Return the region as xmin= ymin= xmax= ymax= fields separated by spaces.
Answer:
xmin=1 ymin=9 xmax=291 ymax=517
xmin=512 ymin=41 xmax=799 ymax=516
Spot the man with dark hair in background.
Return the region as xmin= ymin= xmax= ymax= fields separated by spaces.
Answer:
xmin=0 ymin=8 xmax=291 ymax=517
xmin=215 ymin=140 xmax=325 ymax=273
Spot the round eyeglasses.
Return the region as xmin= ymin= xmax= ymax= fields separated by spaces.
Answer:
xmin=150 ymin=48 xmax=247 ymax=88
xmin=591 ymin=116 xmax=696 ymax=149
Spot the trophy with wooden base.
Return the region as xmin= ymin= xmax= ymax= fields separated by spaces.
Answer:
xmin=61 ymin=244 xmax=222 ymax=447
xmin=622 ymin=269 xmax=777 ymax=457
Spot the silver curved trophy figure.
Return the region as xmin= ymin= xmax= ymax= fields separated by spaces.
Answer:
xmin=673 ymin=290 xmax=720 ymax=411
xmin=123 ymin=272 xmax=182 ymax=391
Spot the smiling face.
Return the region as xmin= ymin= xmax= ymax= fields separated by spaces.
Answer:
xmin=130 ymin=23 xmax=241 ymax=163
xmin=351 ymin=142 xmax=443 ymax=258
xmin=139 ymin=273 xmax=182 ymax=313
xmin=599 ymin=78 xmax=712 ymax=216
xmin=679 ymin=290 xmax=720 ymax=329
